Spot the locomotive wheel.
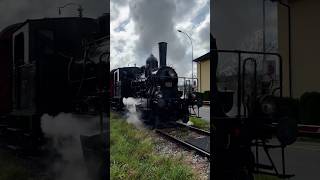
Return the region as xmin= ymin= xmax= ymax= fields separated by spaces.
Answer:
xmin=235 ymin=169 xmax=254 ymax=180
xmin=153 ymin=116 xmax=160 ymax=129
xmin=182 ymin=115 xmax=189 ymax=123
xmin=276 ymin=116 xmax=298 ymax=146
xmin=234 ymin=150 xmax=255 ymax=180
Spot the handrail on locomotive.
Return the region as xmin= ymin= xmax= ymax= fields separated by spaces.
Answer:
xmin=212 ymin=38 xmax=297 ymax=178
xmin=211 ymin=49 xmax=283 ymax=117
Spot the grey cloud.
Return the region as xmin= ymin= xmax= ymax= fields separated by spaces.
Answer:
xmin=173 ymin=0 xmax=197 ymax=22
xmin=129 ymin=0 xmax=176 ymax=55
xmin=128 ymin=0 xmax=201 ymax=76
xmin=111 ymin=0 xmax=128 ymax=6
xmin=110 ymin=0 xmax=209 ymax=77
xmin=198 ymin=20 xmax=210 ymax=44
xmin=110 ymin=1 xmax=121 ymax=21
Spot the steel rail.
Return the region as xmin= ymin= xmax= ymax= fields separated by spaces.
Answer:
xmin=155 ymin=129 xmax=210 ymax=158
xmin=175 ymin=122 xmax=210 ymax=136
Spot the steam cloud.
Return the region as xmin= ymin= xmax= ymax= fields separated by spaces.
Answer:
xmin=111 ymin=0 xmax=210 ymax=78
xmin=41 ymin=113 xmax=101 ymax=180
xmin=123 ymin=97 xmax=144 ymax=129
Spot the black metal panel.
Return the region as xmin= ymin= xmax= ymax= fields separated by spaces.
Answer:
xmin=36 ymin=54 xmax=71 ymax=114
xmin=98 ymin=13 xmax=110 ymax=37
xmin=29 ymin=18 xmax=98 ymax=61
xmin=80 ymin=132 xmax=108 ymax=180
xmin=18 ymin=18 xmax=100 ymax=114
xmin=18 ymin=64 xmax=36 ymax=110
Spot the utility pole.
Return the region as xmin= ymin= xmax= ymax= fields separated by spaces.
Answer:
xmin=177 ymin=29 xmax=194 ymax=84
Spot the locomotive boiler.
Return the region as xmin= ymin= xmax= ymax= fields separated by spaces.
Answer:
xmin=110 ymin=42 xmax=195 ymax=127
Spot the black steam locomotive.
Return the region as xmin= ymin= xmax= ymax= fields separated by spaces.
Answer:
xmin=0 ymin=14 xmax=109 ymax=150
xmin=110 ymin=42 xmax=196 ymax=127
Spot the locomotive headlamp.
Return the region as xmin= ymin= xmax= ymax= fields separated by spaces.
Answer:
xmin=261 ymin=102 xmax=276 ymax=115
xmin=157 ymin=93 xmax=163 ymax=99
xmin=260 ymin=96 xmax=276 ymax=115
xmin=168 ymin=69 xmax=176 ymax=77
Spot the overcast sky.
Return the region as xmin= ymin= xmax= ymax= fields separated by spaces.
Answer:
xmin=110 ymin=0 xmax=210 ymax=78
xmin=0 ymin=0 xmax=108 ymax=31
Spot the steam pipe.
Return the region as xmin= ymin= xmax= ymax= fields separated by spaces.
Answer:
xmin=211 ymin=49 xmax=283 ymax=99
xmin=270 ymin=0 xmax=292 ymax=97
xmin=237 ymin=52 xmax=242 ymax=117
xmin=242 ymin=57 xmax=258 ymax=117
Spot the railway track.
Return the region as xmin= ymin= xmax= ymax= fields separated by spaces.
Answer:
xmin=155 ymin=122 xmax=211 ymax=158
xmin=154 ymin=122 xmax=319 ymax=159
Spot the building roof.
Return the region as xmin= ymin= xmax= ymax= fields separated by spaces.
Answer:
xmin=193 ymin=52 xmax=210 ymax=62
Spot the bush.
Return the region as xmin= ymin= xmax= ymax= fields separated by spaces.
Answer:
xmin=189 ymin=116 xmax=210 ymax=131
xmin=203 ymin=91 xmax=210 ymax=101
xmin=194 ymin=91 xmax=210 ymax=102
xmin=300 ymin=92 xmax=320 ymax=125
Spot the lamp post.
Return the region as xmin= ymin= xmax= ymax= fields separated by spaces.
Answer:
xmin=58 ymin=2 xmax=83 ymax=17
xmin=177 ymin=29 xmax=194 ymax=83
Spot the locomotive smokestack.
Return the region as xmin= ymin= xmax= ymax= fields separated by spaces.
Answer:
xmin=158 ymin=42 xmax=167 ymax=67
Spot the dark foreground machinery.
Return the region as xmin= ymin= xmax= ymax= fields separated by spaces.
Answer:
xmin=110 ymin=42 xmax=200 ymax=128
xmin=212 ymin=34 xmax=298 ymax=180
xmin=81 ymin=132 xmax=108 ymax=180
xmin=0 ymin=14 xmax=109 ymax=179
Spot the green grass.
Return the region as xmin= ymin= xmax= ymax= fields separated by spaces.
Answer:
xmin=189 ymin=116 xmax=210 ymax=131
xmin=110 ymin=113 xmax=196 ymax=180
xmin=0 ymin=150 xmax=32 ymax=180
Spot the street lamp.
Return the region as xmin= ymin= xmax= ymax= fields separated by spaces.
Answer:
xmin=58 ymin=2 xmax=83 ymax=17
xmin=177 ymin=29 xmax=194 ymax=82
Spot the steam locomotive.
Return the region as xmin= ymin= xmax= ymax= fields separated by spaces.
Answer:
xmin=0 ymin=14 xmax=109 ymax=149
xmin=110 ymin=42 xmax=197 ymax=127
